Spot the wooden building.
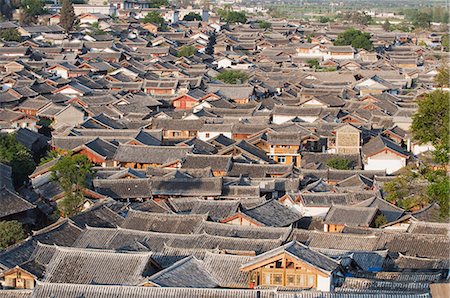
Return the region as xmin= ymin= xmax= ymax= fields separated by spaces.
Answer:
xmin=240 ymin=241 xmax=341 ymax=291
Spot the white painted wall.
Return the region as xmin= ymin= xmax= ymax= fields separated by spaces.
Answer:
xmin=365 ymin=155 xmax=406 ymax=174
xmin=317 ymin=275 xmax=332 ymax=292
xmin=272 ymin=115 xmax=318 ymax=124
xmin=198 ymin=131 xmax=232 ymax=141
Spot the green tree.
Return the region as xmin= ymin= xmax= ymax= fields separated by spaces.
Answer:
xmin=148 ymin=0 xmax=168 ymax=8
xmin=326 ymin=157 xmax=352 ymax=170
xmin=334 ymin=28 xmax=373 ymax=51
xmin=413 ymin=11 xmax=432 ymax=29
xmin=441 ymin=34 xmax=449 ymax=51
xmin=183 ymin=12 xmax=202 ymax=21
xmin=374 ymin=214 xmax=387 ymax=228
xmin=215 ymin=70 xmax=249 ymax=84
xmin=0 ymin=134 xmax=35 ymax=187
xmin=382 ymin=19 xmax=391 ymax=31
xmin=319 ymin=16 xmax=331 ymax=23
xmin=20 ymin=0 xmax=45 ymax=24
xmin=307 ymin=59 xmax=320 ymax=69
xmin=51 ymin=154 xmax=92 ymax=217
xmin=217 ymin=8 xmax=246 ymax=24
xmin=0 ymin=220 xmax=26 ymax=248
xmin=177 ymin=45 xmax=197 ymax=57
xmin=384 ymin=165 xmax=449 ymax=220
xmin=258 ymin=20 xmax=271 ymax=29
xmin=143 ymin=11 xmax=167 ymax=30
xmin=89 ymin=22 xmax=106 ymax=35
xmin=0 ymin=28 xmax=21 ymax=41
xmin=435 ymin=65 xmax=449 ymax=88
xmin=60 ymin=0 xmax=76 ymax=33
xmin=411 ymin=90 xmax=449 ymax=164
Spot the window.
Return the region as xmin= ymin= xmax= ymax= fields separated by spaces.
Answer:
xmin=272 ymin=274 xmax=283 ymax=285
xmin=205 ymin=133 xmax=210 ymax=138
xmin=278 ymin=156 xmax=286 ymax=163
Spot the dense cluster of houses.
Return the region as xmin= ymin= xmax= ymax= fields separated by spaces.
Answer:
xmin=0 ymin=4 xmax=449 ymax=298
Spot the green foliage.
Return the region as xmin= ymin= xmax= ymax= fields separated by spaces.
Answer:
xmin=60 ymin=0 xmax=76 ymax=33
xmin=148 ymin=0 xmax=168 ymax=8
xmin=51 ymin=154 xmax=92 ymax=217
xmin=326 ymin=157 xmax=352 ymax=170
xmin=217 ymin=8 xmax=246 ymax=24
xmin=215 ymin=70 xmax=249 ymax=84
xmin=89 ymin=22 xmax=107 ymax=35
xmin=402 ymin=8 xmax=439 ymax=29
xmin=143 ymin=11 xmax=167 ymax=30
xmin=374 ymin=214 xmax=387 ymax=228
xmin=307 ymin=59 xmax=320 ymax=69
xmin=0 ymin=134 xmax=35 ymax=187
xmin=339 ymin=11 xmax=372 ymax=25
xmin=435 ymin=66 xmax=449 ymax=88
xmin=257 ymin=20 xmax=271 ymax=29
xmin=334 ymin=28 xmax=373 ymax=51
xmin=39 ymin=150 xmax=60 ymax=165
xmin=0 ymin=220 xmax=26 ymax=249
xmin=441 ymin=34 xmax=449 ymax=51
xmin=411 ymin=90 xmax=449 ymax=164
xmin=0 ymin=28 xmax=21 ymax=41
xmin=183 ymin=12 xmax=202 ymax=21
xmin=425 ymin=170 xmax=450 ymax=219
xmin=318 ymin=16 xmax=332 ymax=23
xmin=20 ymin=0 xmax=45 ymax=24
xmin=177 ymin=45 xmax=197 ymax=57
xmin=382 ymin=19 xmax=391 ymax=31
xmin=384 ymin=166 xmax=449 ymax=220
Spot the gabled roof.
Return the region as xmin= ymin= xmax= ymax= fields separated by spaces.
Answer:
xmin=146 ymin=256 xmax=219 ymax=288
xmin=113 ymin=144 xmax=192 ymax=164
xmin=225 ymin=199 xmax=301 ymax=227
xmin=362 ymin=135 xmax=409 ymax=158
xmin=121 ymin=210 xmax=206 ymax=234
xmin=0 ymin=187 xmax=36 ymax=219
xmin=42 ymin=246 xmax=156 ymax=285
xmin=324 ymin=205 xmax=379 ymax=227
xmin=241 ymin=241 xmax=340 ymax=275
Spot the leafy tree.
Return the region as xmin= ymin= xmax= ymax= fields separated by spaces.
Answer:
xmin=51 ymin=154 xmax=92 ymax=217
xmin=177 ymin=45 xmax=197 ymax=57
xmin=413 ymin=11 xmax=432 ymax=29
xmin=384 ymin=165 xmax=449 ymax=220
xmin=143 ymin=11 xmax=167 ymax=30
xmin=217 ymin=8 xmax=246 ymax=24
xmin=20 ymin=0 xmax=45 ymax=25
xmin=215 ymin=70 xmax=249 ymax=84
xmin=0 ymin=220 xmax=26 ymax=249
xmin=89 ymin=22 xmax=106 ymax=35
xmin=0 ymin=28 xmax=21 ymax=41
xmin=148 ymin=0 xmax=168 ymax=8
xmin=183 ymin=12 xmax=202 ymax=21
xmin=441 ymin=34 xmax=449 ymax=51
xmin=334 ymin=28 xmax=373 ymax=51
xmin=411 ymin=90 xmax=449 ymax=164
xmin=0 ymin=134 xmax=35 ymax=187
xmin=307 ymin=59 xmax=320 ymax=69
xmin=60 ymin=0 xmax=76 ymax=33
xmin=339 ymin=11 xmax=372 ymax=25
xmin=258 ymin=20 xmax=271 ymax=29
xmin=326 ymin=157 xmax=352 ymax=170
xmin=382 ymin=19 xmax=391 ymax=31
xmin=435 ymin=65 xmax=449 ymax=88
xmin=319 ymin=16 xmax=331 ymax=23
xmin=374 ymin=214 xmax=387 ymax=228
